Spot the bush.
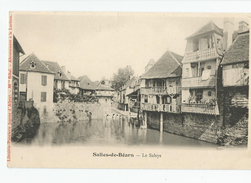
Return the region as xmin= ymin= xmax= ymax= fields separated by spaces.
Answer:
xmin=53 ymin=89 xmax=99 ymax=103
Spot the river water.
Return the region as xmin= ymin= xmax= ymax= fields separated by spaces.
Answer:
xmin=29 ymin=116 xmax=218 ymax=148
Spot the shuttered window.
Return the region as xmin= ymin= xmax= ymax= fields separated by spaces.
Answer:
xmin=41 ymin=75 xmax=47 ymax=86
xmin=41 ymin=92 xmax=47 ymax=102
xmin=20 ymin=74 xmax=27 ymax=84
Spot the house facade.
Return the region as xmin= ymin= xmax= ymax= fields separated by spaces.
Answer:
xmin=42 ymin=61 xmax=71 ymax=91
xmin=181 ymin=22 xmax=223 ymax=117
xmin=19 ymin=53 xmax=55 ymax=116
xmin=140 ymin=49 xmax=183 ymax=130
xmin=12 ymin=36 xmax=25 ymax=130
xmin=78 ymin=75 xmax=97 ymax=96
xmin=221 ymin=21 xmax=249 ymax=127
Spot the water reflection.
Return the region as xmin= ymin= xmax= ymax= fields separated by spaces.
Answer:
xmin=29 ymin=117 xmax=218 ymax=148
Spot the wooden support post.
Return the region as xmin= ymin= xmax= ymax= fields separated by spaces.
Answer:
xmin=144 ymin=111 xmax=147 ymax=129
xmin=160 ymin=112 xmax=163 ymax=132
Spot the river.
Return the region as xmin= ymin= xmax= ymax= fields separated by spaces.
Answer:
xmin=26 ymin=116 xmax=218 ymax=148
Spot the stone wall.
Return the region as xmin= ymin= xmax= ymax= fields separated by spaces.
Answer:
xmin=40 ymin=102 xmax=105 ymax=123
xmin=146 ymin=111 xmax=219 ymax=143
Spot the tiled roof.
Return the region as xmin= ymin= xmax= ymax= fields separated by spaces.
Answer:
xmin=186 ymin=21 xmax=223 ymax=40
xmin=70 ymin=75 xmax=79 ymax=81
xmin=96 ymin=83 xmax=114 ymax=91
xmin=78 ymin=75 xmax=97 ymax=90
xmin=20 ymin=53 xmax=54 ymax=74
xmin=146 ymin=59 xmax=155 ymax=67
xmin=222 ymin=31 xmax=249 ymax=65
xmin=141 ymin=50 xmax=183 ymax=79
xmin=42 ymin=61 xmax=70 ymax=81
xmin=122 ymin=77 xmax=137 ymax=90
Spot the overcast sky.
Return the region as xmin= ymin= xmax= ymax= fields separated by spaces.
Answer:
xmin=13 ymin=12 xmax=250 ymax=81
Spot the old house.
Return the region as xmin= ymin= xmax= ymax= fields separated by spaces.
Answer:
xmin=181 ymin=21 xmax=223 ymax=117
xmin=221 ymin=21 xmax=249 ymax=127
xmin=78 ymin=75 xmax=97 ymax=96
xmin=118 ymin=77 xmax=137 ymax=111
xmin=12 ymin=36 xmax=25 ymax=130
xmin=95 ymin=83 xmax=114 ymax=106
xmin=140 ymin=49 xmax=183 ymax=130
xmin=42 ymin=61 xmax=71 ymax=91
xmin=19 ymin=53 xmax=55 ymax=115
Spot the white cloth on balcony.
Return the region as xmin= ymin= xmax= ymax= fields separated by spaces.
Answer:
xmin=202 ymin=69 xmax=211 ymax=80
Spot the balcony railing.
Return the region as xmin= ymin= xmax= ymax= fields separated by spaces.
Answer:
xmin=141 ymin=103 xmax=181 ymax=113
xmin=183 ymin=48 xmax=217 ymax=63
xmin=181 ymin=103 xmax=219 ymax=115
xmin=69 ymin=83 xmax=80 ymax=87
xmin=141 ymin=86 xmax=180 ymax=95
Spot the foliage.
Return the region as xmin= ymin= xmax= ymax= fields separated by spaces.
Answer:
xmin=53 ymin=89 xmax=99 ymax=103
xmin=111 ymin=65 xmax=134 ymax=91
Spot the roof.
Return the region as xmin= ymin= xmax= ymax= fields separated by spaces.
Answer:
xmin=70 ymin=75 xmax=80 ymax=81
xmin=96 ymin=83 xmax=114 ymax=91
xmin=78 ymin=75 xmax=97 ymax=90
xmin=13 ymin=35 xmax=25 ymax=54
xmin=222 ymin=31 xmax=249 ymax=65
xmin=20 ymin=53 xmax=54 ymax=74
xmin=42 ymin=60 xmax=70 ymax=81
xmin=122 ymin=77 xmax=137 ymax=90
xmin=186 ymin=21 xmax=223 ymax=40
xmin=141 ymin=50 xmax=183 ymax=79
xmin=146 ymin=59 xmax=155 ymax=67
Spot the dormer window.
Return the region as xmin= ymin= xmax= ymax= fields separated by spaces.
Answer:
xmin=30 ymin=61 xmax=36 ymax=69
xmin=58 ymin=71 xmax=62 ymax=77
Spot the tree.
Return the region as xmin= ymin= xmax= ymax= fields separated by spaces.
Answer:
xmin=111 ymin=65 xmax=134 ymax=91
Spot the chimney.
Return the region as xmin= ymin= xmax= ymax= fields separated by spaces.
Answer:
xmin=239 ymin=21 xmax=249 ymax=33
xmin=223 ymin=17 xmax=234 ymax=51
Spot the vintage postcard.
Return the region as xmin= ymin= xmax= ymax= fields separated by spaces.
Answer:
xmin=7 ymin=12 xmax=251 ymax=169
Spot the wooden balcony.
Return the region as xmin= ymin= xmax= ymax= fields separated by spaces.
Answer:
xmin=141 ymin=86 xmax=180 ymax=95
xmin=69 ymin=83 xmax=80 ymax=87
xmin=183 ymin=48 xmax=217 ymax=63
xmin=182 ymin=75 xmax=216 ymax=88
xmin=181 ymin=103 xmax=219 ymax=115
xmin=141 ymin=103 xmax=181 ymax=113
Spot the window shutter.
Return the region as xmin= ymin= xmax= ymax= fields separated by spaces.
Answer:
xmin=41 ymin=76 xmax=47 ymax=86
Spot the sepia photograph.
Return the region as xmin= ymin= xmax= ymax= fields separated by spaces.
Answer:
xmin=7 ymin=12 xmax=251 ymax=169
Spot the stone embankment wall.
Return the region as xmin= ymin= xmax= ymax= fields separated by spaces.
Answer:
xmin=40 ymin=102 xmax=105 ymax=123
xmin=147 ymin=112 xmax=220 ymax=143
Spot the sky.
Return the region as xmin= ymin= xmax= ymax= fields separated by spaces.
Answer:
xmin=13 ymin=12 xmax=250 ymax=81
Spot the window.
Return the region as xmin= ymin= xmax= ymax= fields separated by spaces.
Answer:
xmin=20 ymin=73 xmax=27 ymax=84
xmin=41 ymin=75 xmax=47 ymax=86
xmin=208 ymin=91 xmax=212 ymax=96
xmin=30 ymin=61 xmax=36 ymax=69
xmin=195 ymin=89 xmax=203 ymax=103
xmin=41 ymin=92 xmax=46 ymax=102
xmin=207 ymin=65 xmax=211 ymax=70
xmin=144 ymin=95 xmax=148 ymax=103
xmin=58 ymin=72 xmax=62 ymax=77
xmin=54 ymin=80 xmax=58 ymax=89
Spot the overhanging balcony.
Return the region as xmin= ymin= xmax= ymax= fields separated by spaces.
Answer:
xmin=183 ymin=48 xmax=217 ymax=63
xmin=181 ymin=103 xmax=219 ymax=115
xmin=182 ymin=75 xmax=216 ymax=88
xmin=141 ymin=103 xmax=181 ymax=113
xmin=141 ymin=86 xmax=180 ymax=95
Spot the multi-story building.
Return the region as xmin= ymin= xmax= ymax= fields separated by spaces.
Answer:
xmin=181 ymin=21 xmax=223 ymax=116
xmin=19 ymin=53 xmax=55 ymax=115
xmin=12 ymin=35 xmax=25 ymax=130
xmin=140 ymin=49 xmax=183 ymax=130
xmin=95 ymin=83 xmax=114 ymax=106
xmin=78 ymin=75 xmax=97 ymax=96
xmin=221 ymin=21 xmax=249 ymax=127
xmin=42 ymin=61 xmax=71 ymax=91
